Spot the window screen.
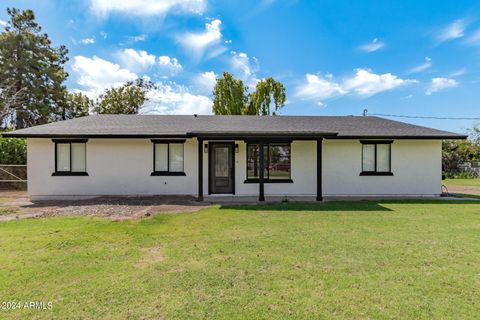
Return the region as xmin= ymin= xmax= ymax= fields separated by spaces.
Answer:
xmin=55 ymin=141 xmax=87 ymax=174
xmin=154 ymin=144 xmax=168 ymax=172
xmin=154 ymin=142 xmax=185 ymax=173
xmin=71 ymin=143 xmax=86 ymax=172
xmin=376 ymin=144 xmax=391 ymax=172
xmin=169 ymin=143 xmax=184 ymax=172
xmin=361 ymin=142 xmax=392 ymax=174
xmin=56 ymin=143 xmax=71 ymax=172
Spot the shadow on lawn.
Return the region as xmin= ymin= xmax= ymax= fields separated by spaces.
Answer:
xmin=219 ymin=199 xmax=480 ymax=212
xmin=220 ymin=201 xmax=393 ymax=211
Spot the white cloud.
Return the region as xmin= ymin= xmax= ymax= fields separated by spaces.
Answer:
xmin=231 ymin=51 xmax=256 ymax=77
xmin=128 ymin=34 xmax=146 ymax=43
xmin=408 ymin=57 xmax=432 ymax=74
xmin=343 ymin=69 xmax=416 ymax=96
xmin=295 ymin=74 xmax=346 ymax=103
xmin=117 ymin=49 xmax=156 ymax=72
xmin=230 ymin=51 xmax=259 ymax=88
xmin=158 ymin=56 xmax=182 ymax=75
xmin=90 ymin=0 xmax=206 ymax=17
xmin=117 ymin=49 xmax=182 ymax=77
xmin=79 ymin=37 xmax=95 ymax=45
xmin=358 ymin=38 xmax=385 ymax=53
xmin=295 ymin=69 xmax=416 ymax=104
xmin=100 ymin=31 xmax=108 ymax=39
xmin=206 ymin=46 xmax=228 ymax=60
xmin=438 ymin=19 xmax=465 ymax=42
xmin=426 ymin=77 xmax=458 ymax=95
xmin=177 ymin=19 xmax=223 ymax=60
xmin=72 ymin=56 xmax=138 ymax=97
xmin=465 ymin=29 xmax=480 ymax=45
xmin=142 ymin=82 xmax=212 ymax=115
xmin=0 ymin=19 xmax=7 ymax=27
xmin=449 ymin=68 xmax=466 ymax=77
xmin=194 ymin=71 xmax=217 ymax=94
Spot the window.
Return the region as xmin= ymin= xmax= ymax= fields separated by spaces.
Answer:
xmin=53 ymin=140 xmax=88 ymax=176
xmin=152 ymin=140 xmax=186 ymax=176
xmin=246 ymin=143 xmax=292 ymax=182
xmin=360 ymin=141 xmax=393 ymax=176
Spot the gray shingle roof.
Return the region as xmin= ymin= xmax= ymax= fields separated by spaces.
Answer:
xmin=2 ymin=114 xmax=466 ymax=139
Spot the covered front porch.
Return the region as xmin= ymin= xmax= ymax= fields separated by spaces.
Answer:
xmin=195 ymin=133 xmax=333 ymax=202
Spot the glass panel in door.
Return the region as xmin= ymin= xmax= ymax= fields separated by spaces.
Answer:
xmin=215 ymin=147 xmax=229 ymax=177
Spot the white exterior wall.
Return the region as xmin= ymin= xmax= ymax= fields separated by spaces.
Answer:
xmin=27 ymin=138 xmax=442 ymax=200
xmin=28 ymin=138 xmax=200 ymax=200
xmin=323 ymin=139 xmax=442 ymax=197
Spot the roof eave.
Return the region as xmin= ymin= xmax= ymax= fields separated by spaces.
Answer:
xmin=1 ymin=133 xmax=189 ymax=139
xmin=2 ymin=132 xmax=467 ymax=140
xmin=330 ymin=135 xmax=468 ymax=140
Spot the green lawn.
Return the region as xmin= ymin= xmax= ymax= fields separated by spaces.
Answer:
xmin=1 ymin=201 xmax=480 ymax=319
xmin=444 ymin=178 xmax=480 ymax=186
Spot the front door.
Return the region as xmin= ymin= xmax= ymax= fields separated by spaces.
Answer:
xmin=209 ymin=143 xmax=234 ymax=194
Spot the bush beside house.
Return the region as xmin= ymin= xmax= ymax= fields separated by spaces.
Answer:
xmin=0 ymin=135 xmax=27 ymax=189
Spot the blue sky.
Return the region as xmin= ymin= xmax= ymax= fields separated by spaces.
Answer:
xmin=1 ymin=0 xmax=480 ymax=133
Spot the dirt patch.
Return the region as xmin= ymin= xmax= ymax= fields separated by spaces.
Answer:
xmin=0 ymin=191 xmax=211 ymax=222
xmin=444 ymin=184 xmax=480 ymax=196
xmin=136 ymin=247 xmax=165 ymax=268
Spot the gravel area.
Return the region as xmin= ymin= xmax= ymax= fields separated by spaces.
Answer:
xmin=0 ymin=191 xmax=210 ymax=222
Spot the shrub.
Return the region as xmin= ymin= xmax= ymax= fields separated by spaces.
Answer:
xmin=455 ymin=171 xmax=478 ymax=179
xmin=0 ymin=136 xmax=26 ymax=164
xmin=444 ymin=170 xmax=478 ymax=179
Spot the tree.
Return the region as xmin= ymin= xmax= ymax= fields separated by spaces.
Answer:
xmin=0 ymin=8 xmax=69 ymax=129
xmin=51 ymin=92 xmax=92 ymax=121
xmin=212 ymin=72 xmax=286 ymax=115
xmin=467 ymin=125 xmax=480 ymax=143
xmin=93 ymin=79 xmax=155 ymax=114
xmin=250 ymin=77 xmax=286 ymax=116
xmin=212 ymin=72 xmax=249 ymax=115
xmin=442 ymin=125 xmax=480 ymax=177
xmin=442 ymin=140 xmax=474 ymax=171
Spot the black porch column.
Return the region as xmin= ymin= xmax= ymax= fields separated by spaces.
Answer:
xmin=259 ymin=141 xmax=265 ymax=201
xmin=198 ymin=138 xmax=204 ymax=201
xmin=316 ymin=138 xmax=323 ymax=201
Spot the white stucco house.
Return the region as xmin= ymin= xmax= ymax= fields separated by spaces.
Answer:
xmin=4 ymin=114 xmax=466 ymax=201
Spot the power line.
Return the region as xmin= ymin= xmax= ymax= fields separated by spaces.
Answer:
xmin=367 ymin=112 xmax=480 ymax=120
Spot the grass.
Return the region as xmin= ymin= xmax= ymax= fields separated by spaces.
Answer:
xmin=1 ymin=201 xmax=480 ymax=319
xmin=0 ymin=206 xmax=17 ymax=215
xmin=448 ymin=193 xmax=480 ymax=199
xmin=444 ymin=178 xmax=480 ymax=186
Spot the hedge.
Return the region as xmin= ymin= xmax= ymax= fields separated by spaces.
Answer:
xmin=0 ymin=136 xmax=27 ymax=165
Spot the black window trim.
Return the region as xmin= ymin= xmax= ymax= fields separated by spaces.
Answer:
xmin=245 ymin=142 xmax=292 ymax=183
xmin=360 ymin=140 xmax=393 ymax=176
xmin=243 ymin=178 xmax=293 ymax=183
xmin=151 ymin=139 xmax=187 ymax=176
xmin=52 ymin=139 xmax=89 ymax=176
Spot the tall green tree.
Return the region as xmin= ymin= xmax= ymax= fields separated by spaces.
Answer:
xmin=212 ymin=72 xmax=249 ymax=115
xmin=0 ymin=8 xmax=69 ymax=129
xmin=250 ymin=77 xmax=286 ymax=116
xmin=212 ymin=72 xmax=286 ymax=115
xmin=93 ymin=79 xmax=155 ymax=114
xmin=51 ymin=92 xmax=92 ymax=121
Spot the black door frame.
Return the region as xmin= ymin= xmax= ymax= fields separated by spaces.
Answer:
xmin=208 ymin=142 xmax=235 ymax=195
